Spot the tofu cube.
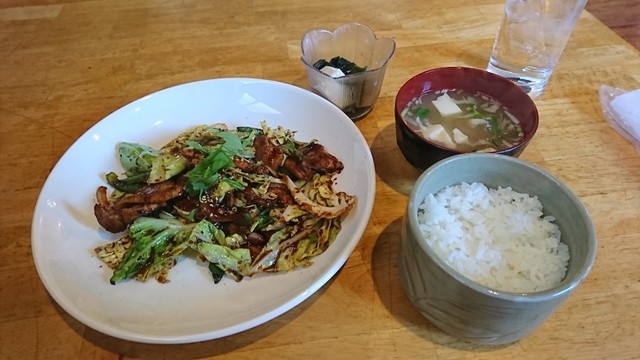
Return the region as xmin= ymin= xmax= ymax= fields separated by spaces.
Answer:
xmin=419 ymin=124 xmax=456 ymax=148
xmin=432 ymin=92 xmax=463 ymax=117
xmin=320 ymin=66 xmax=346 ymax=78
xmin=452 ymin=128 xmax=469 ymax=144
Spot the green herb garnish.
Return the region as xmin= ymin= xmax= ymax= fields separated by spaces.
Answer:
xmin=208 ymin=263 xmax=226 ymax=284
xmin=184 ymin=149 xmax=234 ymax=197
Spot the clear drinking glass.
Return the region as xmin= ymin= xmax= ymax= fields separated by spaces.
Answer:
xmin=487 ymin=0 xmax=588 ymax=97
xmin=301 ymin=23 xmax=396 ymax=120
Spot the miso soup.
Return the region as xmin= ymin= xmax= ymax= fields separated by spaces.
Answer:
xmin=400 ymin=89 xmax=523 ymax=152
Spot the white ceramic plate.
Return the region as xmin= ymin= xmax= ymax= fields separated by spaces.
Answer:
xmin=31 ymin=78 xmax=375 ymax=344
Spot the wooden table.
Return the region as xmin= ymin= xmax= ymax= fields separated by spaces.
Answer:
xmin=2 ymin=1 xmax=639 ymax=359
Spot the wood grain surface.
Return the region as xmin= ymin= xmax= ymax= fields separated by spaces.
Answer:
xmin=1 ymin=1 xmax=639 ymax=359
xmin=586 ymin=0 xmax=640 ymax=50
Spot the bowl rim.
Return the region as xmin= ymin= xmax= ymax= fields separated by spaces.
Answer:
xmin=406 ymin=153 xmax=597 ymax=301
xmin=394 ymin=66 xmax=539 ymax=154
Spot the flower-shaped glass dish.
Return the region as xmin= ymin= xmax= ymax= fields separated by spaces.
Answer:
xmin=301 ymin=23 xmax=396 ymax=120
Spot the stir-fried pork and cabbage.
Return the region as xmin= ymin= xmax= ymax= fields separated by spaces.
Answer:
xmin=93 ymin=122 xmax=356 ymax=285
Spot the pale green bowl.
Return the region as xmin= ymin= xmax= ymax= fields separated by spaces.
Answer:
xmin=398 ymin=153 xmax=597 ymax=345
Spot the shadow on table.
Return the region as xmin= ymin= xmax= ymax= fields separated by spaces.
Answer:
xmin=370 ymin=121 xmax=422 ymax=196
xmin=54 ymin=277 xmax=332 ymax=358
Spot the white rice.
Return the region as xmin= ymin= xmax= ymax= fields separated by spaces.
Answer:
xmin=417 ymin=182 xmax=570 ymax=293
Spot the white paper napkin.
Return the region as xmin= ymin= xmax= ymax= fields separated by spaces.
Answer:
xmin=600 ymin=85 xmax=640 ymax=151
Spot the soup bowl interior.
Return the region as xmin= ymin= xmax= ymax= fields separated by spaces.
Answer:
xmin=398 ymin=153 xmax=597 ymax=345
xmin=395 ymin=67 xmax=539 ymax=171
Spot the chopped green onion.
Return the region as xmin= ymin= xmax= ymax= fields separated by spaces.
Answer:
xmin=415 ymin=107 xmax=430 ymax=118
xmin=487 ymin=116 xmax=502 ymax=135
